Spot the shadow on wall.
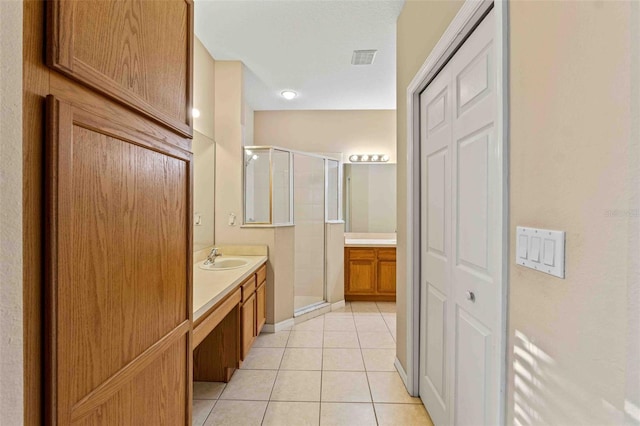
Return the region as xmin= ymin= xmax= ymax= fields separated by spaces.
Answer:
xmin=512 ymin=330 xmax=634 ymax=425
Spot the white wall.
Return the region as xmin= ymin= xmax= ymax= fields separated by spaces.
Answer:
xmin=0 ymin=0 xmax=24 ymax=423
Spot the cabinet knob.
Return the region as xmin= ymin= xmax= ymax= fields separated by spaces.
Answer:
xmin=466 ymin=291 xmax=476 ymax=302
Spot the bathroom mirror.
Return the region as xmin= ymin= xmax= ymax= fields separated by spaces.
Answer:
xmin=193 ymin=131 xmax=216 ymax=251
xmin=343 ymin=163 xmax=396 ymax=233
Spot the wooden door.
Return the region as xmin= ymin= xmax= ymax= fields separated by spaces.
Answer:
xmin=45 ymin=96 xmax=193 ymax=425
xmin=46 ymin=0 xmax=194 ymax=137
xmin=256 ymin=282 xmax=267 ymax=335
xmin=376 ymin=249 xmax=396 ymax=295
xmin=241 ymin=294 xmax=256 ymax=360
xmin=345 ymin=248 xmax=376 ymax=294
xmin=419 ymin=9 xmax=502 ymax=425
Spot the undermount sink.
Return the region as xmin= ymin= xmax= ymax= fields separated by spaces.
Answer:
xmin=198 ymin=257 xmax=250 ymax=271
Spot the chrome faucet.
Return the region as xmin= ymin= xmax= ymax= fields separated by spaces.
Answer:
xmin=204 ymin=247 xmax=222 ymax=265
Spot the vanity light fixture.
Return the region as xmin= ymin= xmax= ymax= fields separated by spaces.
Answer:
xmin=349 ymin=154 xmax=390 ymax=163
xmin=281 ymin=90 xmax=297 ymax=100
xmin=192 ymin=108 xmax=201 ymax=118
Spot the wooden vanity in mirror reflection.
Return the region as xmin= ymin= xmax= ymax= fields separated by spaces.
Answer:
xmin=192 ymin=246 xmax=267 ymax=382
xmin=344 ymin=233 xmax=397 ymax=302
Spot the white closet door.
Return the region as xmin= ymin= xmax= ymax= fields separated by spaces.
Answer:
xmin=420 ymin=10 xmax=502 ymax=425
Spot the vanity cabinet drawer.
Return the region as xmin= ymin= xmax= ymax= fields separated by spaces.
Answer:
xmin=241 ymin=275 xmax=257 ymax=302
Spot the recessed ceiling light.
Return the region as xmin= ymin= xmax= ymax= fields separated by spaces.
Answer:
xmin=281 ymin=90 xmax=297 ymax=100
xmin=192 ymin=108 xmax=201 ymax=118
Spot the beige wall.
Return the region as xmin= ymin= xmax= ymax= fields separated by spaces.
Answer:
xmin=214 ymin=61 xmax=296 ymax=324
xmin=0 ymin=0 xmax=24 ymax=422
xmin=396 ymin=0 xmax=463 ymax=375
xmin=397 ymin=1 xmax=639 ymax=423
xmin=254 ymin=110 xmax=397 ymax=163
xmin=193 ymin=131 xmax=215 ymax=250
xmin=193 ymin=37 xmax=215 ymax=140
xmin=508 ymin=2 xmax=638 ymax=423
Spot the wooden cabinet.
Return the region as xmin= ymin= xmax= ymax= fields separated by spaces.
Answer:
xmin=345 ymin=247 xmax=396 ymax=301
xmin=22 ymin=0 xmax=195 ymax=423
xmin=240 ymin=263 xmax=267 ymax=360
xmin=46 ymin=0 xmax=194 ymax=136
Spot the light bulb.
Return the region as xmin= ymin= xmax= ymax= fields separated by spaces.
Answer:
xmin=281 ymin=90 xmax=297 ymax=100
xmin=371 ymin=155 xmax=380 ymax=161
xmin=191 ymin=108 xmax=201 ymax=118
xmin=252 ymin=154 xmax=258 ymax=160
xmin=246 ymin=150 xmax=253 ymax=156
xmin=361 ymin=155 xmax=369 ymax=162
xmin=349 ymin=155 xmax=359 ymax=162
xmin=381 ymin=155 xmax=390 ymax=162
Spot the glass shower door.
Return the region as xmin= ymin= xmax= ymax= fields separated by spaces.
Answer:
xmin=293 ymin=153 xmax=326 ymax=312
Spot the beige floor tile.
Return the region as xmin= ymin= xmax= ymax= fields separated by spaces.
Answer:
xmin=193 ymin=399 xmax=215 ymax=426
xmin=240 ymin=347 xmax=285 ymax=370
xmin=294 ymin=316 xmax=325 ymax=331
xmin=287 ymin=331 xmax=324 ymax=348
xmin=374 ymin=403 xmax=434 ymax=426
xmin=320 ymin=402 xmax=377 ymax=426
xmin=350 ymin=302 xmax=380 ymax=313
xmin=367 ymin=372 xmax=422 ymax=404
xmin=358 ymin=331 xmax=396 ymax=349
xmin=204 ymin=400 xmax=268 ymax=426
xmin=323 ymin=331 xmax=360 ymax=348
xmin=271 ymin=370 xmax=322 ymax=402
xmin=328 ymin=305 xmax=352 ymax=314
xmin=280 ymin=348 xmax=323 ymax=370
xmin=376 ymin=302 xmax=397 ymax=313
xmin=324 ymin=317 xmax=356 ymax=332
xmin=194 ymin=381 xmax=226 ymax=400
xmin=254 ymin=330 xmax=290 ymax=348
xmin=321 ymin=371 xmax=371 ymax=403
xmin=263 ymin=402 xmax=320 ymax=426
xmin=219 ymin=370 xmax=277 ymax=401
xmin=323 ymin=348 xmax=365 ymax=371
xmin=361 ymin=349 xmax=396 ymax=372
xmin=354 ymin=316 xmax=389 ymax=332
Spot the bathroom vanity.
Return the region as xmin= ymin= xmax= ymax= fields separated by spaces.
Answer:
xmin=344 ymin=233 xmax=397 ymax=301
xmin=192 ymin=246 xmax=268 ymax=382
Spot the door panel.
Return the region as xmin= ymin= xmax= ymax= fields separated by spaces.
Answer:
xmin=377 ymin=260 xmax=397 ymax=294
xmin=47 ymin=0 xmax=194 ymax=137
xmin=419 ymin=64 xmax=452 ymax=426
xmin=347 ymin=260 xmax=376 ymax=293
xmin=455 ymin=308 xmax=490 ymax=426
xmin=420 ymin=9 xmax=502 ymax=426
xmin=46 ymin=96 xmax=192 ymax=425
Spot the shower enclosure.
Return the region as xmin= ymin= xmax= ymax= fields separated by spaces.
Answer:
xmin=244 ymin=146 xmax=341 ymax=315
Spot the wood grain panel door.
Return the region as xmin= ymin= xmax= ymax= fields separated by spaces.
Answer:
xmin=256 ymin=282 xmax=266 ymax=335
xmin=45 ymin=96 xmax=193 ymax=425
xmin=376 ymin=249 xmax=396 ymax=295
xmin=241 ymin=294 xmax=256 ymax=360
xmin=46 ymin=0 xmax=194 ymax=137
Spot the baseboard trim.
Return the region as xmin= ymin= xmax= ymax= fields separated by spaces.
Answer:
xmin=395 ymin=357 xmax=415 ymax=395
xmin=331 ymin=300 xmax=345 ymax=311
xmin=262 ymin=318 xmax=295 ymax=333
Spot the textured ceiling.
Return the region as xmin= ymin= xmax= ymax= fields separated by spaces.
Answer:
xmin=194 ymin=0 xmax=404 ymax=111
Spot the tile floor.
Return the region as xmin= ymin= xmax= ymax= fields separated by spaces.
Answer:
xmin=193 ymin=301 xmax=434 ymax=426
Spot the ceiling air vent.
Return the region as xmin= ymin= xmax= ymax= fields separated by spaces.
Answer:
xmin=351 ymin=49 xmax=377 ymax=65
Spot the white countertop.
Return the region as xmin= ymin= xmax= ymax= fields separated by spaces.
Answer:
xmin=344 ymin=232 xmax=397 ymax=247
xmin=344 ymin=238 xmax=397 ymax=247
xmin=193 ymin=255 xmax=268 ymax=321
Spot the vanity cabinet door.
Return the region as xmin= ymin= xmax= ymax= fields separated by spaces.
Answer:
xmin=256 ymin=282 xmax=267 ymax=335
xmin=241 ymin=293 xmax=257 ymax=360
xmin=377 ymin=249 xmax=397 ymax=295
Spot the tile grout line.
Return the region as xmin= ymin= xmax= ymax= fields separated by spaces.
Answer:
xmin=319 ymin=313 xmax=325 ymax=425
xmin=260 ymin=329 xmax=293 ymax=425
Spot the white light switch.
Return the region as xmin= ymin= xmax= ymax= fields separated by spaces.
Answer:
xmin=543 ymin=239 xmax=555 ymax=266
xmin=517 ymin=235 xmax=528 ymax=259
xmin=516 ymin=226 xmax=565 ymax=278
xmin=529 ymin=237 xmax=541 ymax=262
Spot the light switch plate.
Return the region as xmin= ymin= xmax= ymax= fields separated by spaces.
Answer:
xmin=516 ymin=226 xmax=565 ymax=278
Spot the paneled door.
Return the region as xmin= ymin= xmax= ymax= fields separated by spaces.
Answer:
xmin=45 ymin=96 xmax=193 ymax=425
xmin=420 ymin=10 xmax=504 ymax=425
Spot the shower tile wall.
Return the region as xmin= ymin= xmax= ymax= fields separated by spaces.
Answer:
xmin=294 ymin=154 xmax=325 ymax=311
